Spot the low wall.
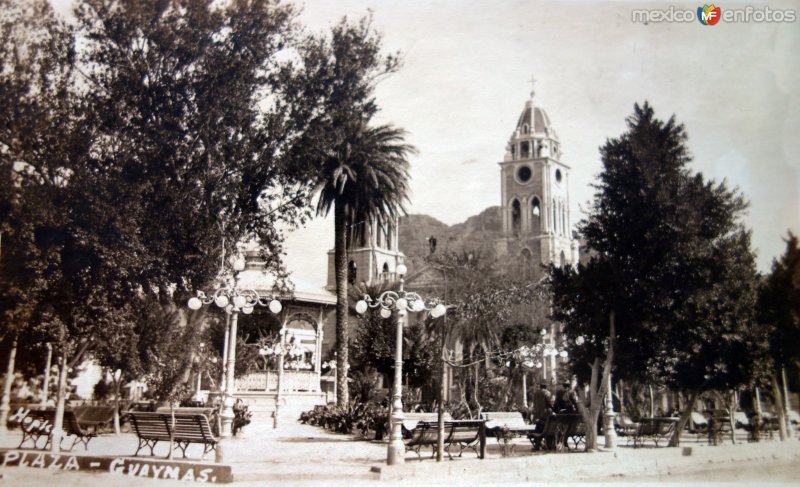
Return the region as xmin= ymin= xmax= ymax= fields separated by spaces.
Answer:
xmin=0 ymin=449 xmax=233 ymax=483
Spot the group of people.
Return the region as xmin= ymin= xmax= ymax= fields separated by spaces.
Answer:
xmin=528 ymin=381 xmax=579 ymax=450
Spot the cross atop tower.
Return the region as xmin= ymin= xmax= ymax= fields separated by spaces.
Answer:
xmin=529 ymin=75 xmax=537 ymax=100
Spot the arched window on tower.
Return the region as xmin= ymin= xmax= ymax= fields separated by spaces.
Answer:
xmin=511 ymin=199 xmax=521 ymax=235
xmin=559 ymin=251 xmax=566 ymax=268
xmin=531 ymin=197 xmax=541 ymax=233
xmin=523 ymin=124 xmax=529 ymax=134
xmin=552 ymin=199 xmax=558 ymax=234
xmin=386 ymin=225 xmax=393 ymax=251
xmin=520 ymin=141 xmax=530 ymax=159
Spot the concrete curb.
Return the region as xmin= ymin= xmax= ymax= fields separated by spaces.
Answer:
xmin=370 ymin=441 xmax=800 ymax=483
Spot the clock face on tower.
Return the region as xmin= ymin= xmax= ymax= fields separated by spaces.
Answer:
xmin=517 ymin=165 xmax=532 ymax=183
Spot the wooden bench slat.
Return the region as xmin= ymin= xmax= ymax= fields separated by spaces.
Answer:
xmin=128 ymin=412 xmax=217 ymax=459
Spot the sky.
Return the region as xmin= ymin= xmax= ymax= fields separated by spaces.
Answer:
xmin=52 ymin=0 xmax=800 ymax=291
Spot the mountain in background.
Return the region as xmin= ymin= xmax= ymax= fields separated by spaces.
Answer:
xmin=398 ymin=206 xmax=503 ymax=274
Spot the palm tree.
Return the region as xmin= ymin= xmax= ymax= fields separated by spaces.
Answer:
xmin=314 ymin=121 xmax=415 ymax=406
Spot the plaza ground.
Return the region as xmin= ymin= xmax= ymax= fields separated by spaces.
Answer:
xmin=0 ymin=416 xmax=798 ymax=486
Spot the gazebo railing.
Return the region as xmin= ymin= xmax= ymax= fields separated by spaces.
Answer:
xmin=235 ymin=370 xmax=320 ymax=393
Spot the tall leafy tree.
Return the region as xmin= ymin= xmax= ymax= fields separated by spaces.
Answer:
xmin=660 ymin=228 xmax=764 ymax=445
xmin=285 ymin=16 xmax=414 ymax=406
xmin=550 ymin=259 xmax=616 ymax=451
xmin=0 ymin=0 xmax=329 ymax=446
xmin=759 ymin=232 xmax=800 ymax=439
xmin=73 ymin=0 xmax=312 ymax=295
xmin=63 ymin=0 xmax=316 ymax=387
xmin=0 ymin=0 xmax=81 ymax=431
xmin=552 ymin=102 xmax=762 ymax=449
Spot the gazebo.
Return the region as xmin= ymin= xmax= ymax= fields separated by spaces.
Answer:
xmin=230 ymin=250 xmax=336 ymax=420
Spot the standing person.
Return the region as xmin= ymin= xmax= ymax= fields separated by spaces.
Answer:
xmin=531 ymin=383 xmax=554 ymax=422
xmin=530 ymin=384 xmax=554 ymax=450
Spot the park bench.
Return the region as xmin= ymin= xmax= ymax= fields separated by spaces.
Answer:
xmin=632 ymin=416 xmax=677 ymax=447
xmin=58 ymin=409 xmax=97 ymax=450
xmin=688 ymin=411 xmax=708 ymax=435
xmin=15 ymin=408 xmax=56 ymax=450
xmin=733 ymin=411 xmax=749 ymax=429
xmin=74 ymin=405 xmax=116 ymax=433
xmin=444 ymin=421 xmax=482 ymax=459
xmin=702 ymin=410 xmax=732 ymax=445
xmin=528 ymin=413 xmax=583 ymax=452
xmin=615 ymin=413 xmax=640 ymax=441
xmin=157 ymin=406 xmax=220 ymax=436
xmin=127 ymin=411 xmax=218 ymax=459
xmin=401 ymin=414 xmax=486 ymax=460
xmin=759 ymin=414 xmax=780 ymax=440
xmin=12 ymin=408 xmax=96 ymax=451
xmin=402 ymin=412 xmax=453 ymax=459
xmin=156 ymin=406 xmax=216 ymax=417
xmin=482 ymin=411 xmax=537 ymax=435
xmin=565 ymin=413 xmax=586 ymax=450
xmin=482 ymin=411 xmax=537 ymax=455
xmin=401 ymin=412 xmax=453 ymax=432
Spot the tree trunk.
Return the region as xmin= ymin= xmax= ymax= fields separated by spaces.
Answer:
xmin=168 ymin=403 xmax=175 ymax=460
xmin=473 ymin=361 xmax=481 ymax=418
xmin=0 ymin=336 xmax=18 ymax=435
xmin=459 ymin=380 xmax=471 ymax=419
xmin=723 ymin=390 xmax=737 ymax=444
xmin=333 ymin=201 xmax=349 ymax=407
xmin=771 ymin=371 xmax=788 ymax=441
xmin=576 ymin=357 xmax=603 ymax=451
xmin=782 ymin=367 xmax=794 ymax=439
xmin=648 ymin=385 xmax=655 ymax=417
xmin=51 ymin=354 xmax=69 ymax=454
xmin=112 ymin=375 xmax=121 ymax=434
xmin=501 ymin=367 xmax=516 ymax=409
xmin=669 ymin=389 xmax=699 ymax=447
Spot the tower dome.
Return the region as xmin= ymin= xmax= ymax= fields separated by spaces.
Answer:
xmin=504 ymin=93 xmax=561 ymax=162
xmin=515 ymin=99 xmax=556 ymax=138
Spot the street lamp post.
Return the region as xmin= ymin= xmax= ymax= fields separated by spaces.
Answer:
xmin=355 ymin=263 xmax=446 ymax=466
xmin=220 ymin=310 xmax=231 ymax=394
xmin=604 ymin=371 xmax=617 ymax=449
xmin=41 ymin=343 xmax=52 ymax=407
xmin=187 ymin=257 xmax=282 ymax=462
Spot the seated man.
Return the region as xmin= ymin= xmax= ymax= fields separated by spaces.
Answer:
xmin=554 ymin=382 xmax=578 ymax=413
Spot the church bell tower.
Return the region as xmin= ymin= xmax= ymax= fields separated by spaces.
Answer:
xmin=499 ymin=84 xmax=578 ymax=268
xmin=325 ymin=218 xmax=405 ymax=291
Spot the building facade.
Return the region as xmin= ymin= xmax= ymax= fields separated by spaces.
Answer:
xmin=326 ymin=218 xmax=405 ymax=291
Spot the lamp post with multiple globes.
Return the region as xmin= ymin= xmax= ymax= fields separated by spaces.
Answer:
xmin=187 ymin=256 xmax=282 ymax=460
xmin=516 ymin=338 xmax=569 ymax=407
xmin=354 ymin=263 xmax=446 ymax=466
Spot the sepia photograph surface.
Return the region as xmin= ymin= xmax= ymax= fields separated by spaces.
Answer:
xmin=0 ymin=0 xmax=798 ymax=486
